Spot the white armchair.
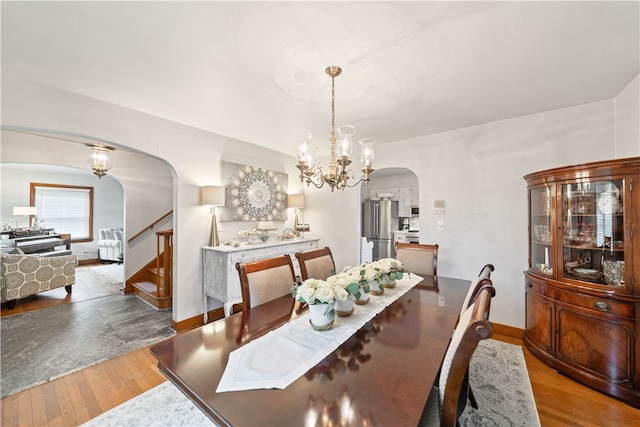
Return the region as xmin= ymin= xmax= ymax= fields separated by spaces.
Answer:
xmin=97 ymin=228 xmax=123 ymax=263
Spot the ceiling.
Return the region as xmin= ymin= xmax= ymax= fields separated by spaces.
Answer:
xmin=2 ymin=1 xmax=638 ymax=158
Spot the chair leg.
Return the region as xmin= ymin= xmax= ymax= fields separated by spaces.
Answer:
xmin=468 ymin=384 xmax=478 ymax=409
xmin=65 ymin=285 xmax=72 ymax=294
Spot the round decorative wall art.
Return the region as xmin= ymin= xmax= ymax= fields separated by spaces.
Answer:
xmin=220 ymin=161 xmax=288 ymax=221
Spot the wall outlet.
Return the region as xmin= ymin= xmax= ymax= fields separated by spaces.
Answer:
xmin=437 ymin=220 xmax=445 ymax=230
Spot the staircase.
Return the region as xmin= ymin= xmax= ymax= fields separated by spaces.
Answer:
xmin=128 ymin=229 xmax=173 ymax=310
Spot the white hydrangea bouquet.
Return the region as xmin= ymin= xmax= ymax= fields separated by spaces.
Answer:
xmin=326 ymin=270 xmax=365 ymax=300
xmin=293 ymin=278 xmax=349 ymax=305
xmin=293 ymin=278 xmax=350 ymax=324
xmin=375 ymin=258 xmax=406 ymax=287
xmin=339 ymin=263 xmax=378 ymax=295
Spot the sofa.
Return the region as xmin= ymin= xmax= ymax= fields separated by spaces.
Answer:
xmin=1 ymin=250 xmax=76 ymax=309
xmin=97 ymin=228 xmax=124 ymax=263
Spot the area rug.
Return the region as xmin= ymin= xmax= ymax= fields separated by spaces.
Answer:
xmin=82 ymin=381 xmax=215 ymax=427
xmin=459 ymin=339 xmax=541 ymax=426
xmin=88 ymin=262 xmax=124 ymax=285
xmin=81 ymin=340 xmax=539 ymax=427
xmin=0 ymin=293 xmax=174 ymax=398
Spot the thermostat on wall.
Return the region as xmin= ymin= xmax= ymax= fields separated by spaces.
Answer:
xmin=434 ymin=200 xmax=445 ymax=214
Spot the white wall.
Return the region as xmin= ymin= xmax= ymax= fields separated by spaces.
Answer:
xmin=1 ymin=71 xmax=302 ymax=322
xmin=345 ymin=100 xmax=616 ymax=328
xmin=615 ymin=74 xmax=640 ymax=157
xmin=2 ymin=70 xmax=638 ymax=329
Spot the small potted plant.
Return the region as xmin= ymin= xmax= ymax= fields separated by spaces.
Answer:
xmin=375 ymin=258 xmax=406 ymax=289
xmin=293 ymin=278 xmax=348 ymax=330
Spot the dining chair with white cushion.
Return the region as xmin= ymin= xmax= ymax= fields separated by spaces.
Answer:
xmin=236 ymin=255 xmax=297 ymax=312
xmin=419 ymin=283 xmax=496 ymax=427
xmin=295 ymin=247 xmax=336 ymax=281
xmin=456 ymin=263 xmax=495 ymax=410
xmin=395 ymin=242 xmax=439 ymax=276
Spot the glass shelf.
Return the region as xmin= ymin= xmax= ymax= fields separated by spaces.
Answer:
xmin=561 ymin=179 xmax=625 ymax=287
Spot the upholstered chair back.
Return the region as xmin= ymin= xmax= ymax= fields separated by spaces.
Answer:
xmin=236 ymin=255 xmax=296 ymax=312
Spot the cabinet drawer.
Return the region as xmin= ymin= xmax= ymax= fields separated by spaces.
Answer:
xmin=525 ymin=276 xmax=548 ymax=296
xmin=555 ymin=291 xmax=634 ymax=318
xmin=525 ymin=274 xmax=634 ymax=318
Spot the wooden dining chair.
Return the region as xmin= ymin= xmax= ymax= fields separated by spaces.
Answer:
xmin=456 ymin=263 xmax=495 ymax=410
xmin=419 ymin=283 xmax=496 ymax=427
xmin=235 ymin=255 xmax=297 ymax=312
xmin=460 ymin=264 xmax=495 ymax=318
xmin=394 ymin=242 xmax=439 ymax=276
xmin=295 ymin=247 xmax=336 ymax=281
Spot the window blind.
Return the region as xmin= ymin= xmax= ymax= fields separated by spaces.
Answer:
xmin=34 ymin=186 xmax=91 ymax=239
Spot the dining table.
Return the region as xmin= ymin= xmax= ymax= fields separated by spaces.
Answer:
xmin=149 ymin=274 xmax=470 ymax=426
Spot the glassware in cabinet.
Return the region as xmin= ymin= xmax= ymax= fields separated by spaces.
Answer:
xmin=561 ymin=179 xmax=625 ymax=287
xmin=529 ymin=184 xmax=553 ymax=276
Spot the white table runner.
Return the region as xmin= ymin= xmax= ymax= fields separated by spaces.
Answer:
xmin=216 ymin=274 xmax=423 ymax=393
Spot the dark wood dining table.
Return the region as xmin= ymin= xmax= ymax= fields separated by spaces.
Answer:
xmin=149 ymin=275 xmax=470 ymax=426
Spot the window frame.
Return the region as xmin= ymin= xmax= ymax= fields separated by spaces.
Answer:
xmin=30 ymin=182 xmax=94 ymax=243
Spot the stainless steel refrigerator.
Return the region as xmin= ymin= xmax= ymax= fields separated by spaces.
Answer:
xmin=363 ymin=199 xmax=398 ymax=260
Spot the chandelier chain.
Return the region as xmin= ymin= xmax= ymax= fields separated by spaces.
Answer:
xmin=329 ymin=72 xmax=337 ymax=177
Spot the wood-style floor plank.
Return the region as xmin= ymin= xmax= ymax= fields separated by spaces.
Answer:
xmin=15 ymin=390 xmax=32 ymax=427
xmin=28 ymin=386 xmax=48 ymax=427
xmin=40 ymin=382 xmax=62 ymax=425
xmin=1 ymin=394 xmax=19 ymax=427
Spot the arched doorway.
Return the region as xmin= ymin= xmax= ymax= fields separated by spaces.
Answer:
xmin=360 ymin=167 xmax=418 ymax=261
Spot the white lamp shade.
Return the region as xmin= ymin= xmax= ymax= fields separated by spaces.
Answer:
xmin=13 ymin=206 xmax=38 ymax=216
xmin=288 ymin=194 xmax=304 ymax=209
xmin=202 ymin=186 xmax=225 ymax=206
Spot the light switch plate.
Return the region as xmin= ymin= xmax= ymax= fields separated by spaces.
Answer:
xmin=437 ymin=220 xmax=445 ymax=230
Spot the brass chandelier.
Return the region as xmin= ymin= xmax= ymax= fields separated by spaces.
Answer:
xmin=296 ymin=66 xmax=375 ymax=192
xmin=85 ymin=142 xmax=115 ymax=178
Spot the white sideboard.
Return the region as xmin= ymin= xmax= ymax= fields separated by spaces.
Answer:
xmin=202 ymin=237 xmax=320 ymax=321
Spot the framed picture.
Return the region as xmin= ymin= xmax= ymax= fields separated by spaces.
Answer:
xmin=219 ymin=161 xmax=288 ymax=222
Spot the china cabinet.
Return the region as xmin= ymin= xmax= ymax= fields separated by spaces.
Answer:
xmin=524 ymin=157 xmax=639 ymax=408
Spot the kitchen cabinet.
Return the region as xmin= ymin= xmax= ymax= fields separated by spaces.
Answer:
xmin=397 ymin=186 xmax=418 ymax=217
xmin=392 ymin=231 xmax=408 ymax=255
xmin=523 ymin=157 xmax=639 ymax=408
xmin=409 ymin=185 xmax=418 ymax=206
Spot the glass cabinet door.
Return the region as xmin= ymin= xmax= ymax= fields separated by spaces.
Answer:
xmin=561 ymin=179 xmax=626 ymax=288
xmin=530 ymin=185 xmax=553 ymax=276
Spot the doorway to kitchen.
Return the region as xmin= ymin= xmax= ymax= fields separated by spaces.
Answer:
xmin=360 ymin=167 xmax=418 ymax=260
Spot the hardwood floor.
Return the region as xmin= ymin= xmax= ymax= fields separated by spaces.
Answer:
xmin=2 ymin=331 xmax=639 ymax=426
xmin=497 ymin=333 xmax=640 ymax=427
xmin=1 ymin=346 xmax=166 ymax=427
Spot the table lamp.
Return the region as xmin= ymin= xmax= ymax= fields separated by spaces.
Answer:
xmin=12 ymin=206 xmax=38 ymax=228
xmin=288 ymin=194 xmax=304 ymax=237
xmin=202 ymin=186 xmax=225 ymax=247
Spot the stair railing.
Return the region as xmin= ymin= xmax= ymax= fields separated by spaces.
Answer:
xmin=128 ymin=210 xmax=173 ymax=244
xmin=156 ymin=229 xmax=173 ymax=298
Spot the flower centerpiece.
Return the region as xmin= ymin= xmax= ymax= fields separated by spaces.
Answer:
xmin=293 ymin=278 xmax=348 ymax=330
xmin=358 ymin=262 xmax=385 ymax=295
xmin=375 ymin=258 xmax=406 ymax=289
xmin=338 ymin=264 xmax=374 ymax=302
xmin=326 ymin=271 xmax=364 ymax=316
